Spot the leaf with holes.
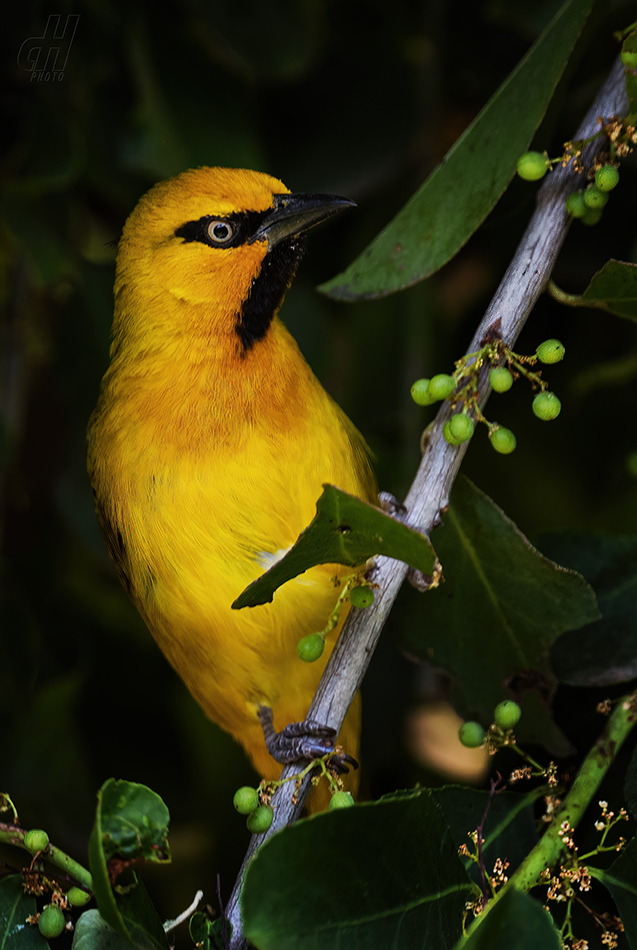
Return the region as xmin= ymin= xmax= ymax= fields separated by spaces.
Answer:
xmin=232 ymin=485 xmax=436 ymax=609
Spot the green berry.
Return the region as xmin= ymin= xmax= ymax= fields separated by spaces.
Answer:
xmin=329 ymin=791 xmax=355 ymax=810
xmin=38 ymin=905 xmax=65 ymax=939
xmin=621 ymin=50 xmax=637 ymax=68
xmin=447 ymin=413 xmax=474 ymax=443
xmin=428 ymin=374 xmax=456 ymax=401
xmin=443 ymin=420 xmax=462 ymax=445
xmin=565 ymin=190 xmax=587 ymax=218
xmin=532 ymin=391 xmax=561 ymax=421
xmin=233 ymin=786 xmax=259 ymax=815
xmin=536 ymin=339 xmax=565 ymax=364
xmin=67 ymin=887 xmax=91 ymax=907
xmin=581 ymin=206 xmax=603 ymax=227
xmin=583 ymin=185 xmax=609 ymax=210
xmin=410 ymin=378 xmax=436 ymax=406
xmin=489 ymin=426 xmax=517 ymax=455
xmin=459 ymin=722 xmax=486 ymax=748
xmin=494 ymin=701 xmax=522 ymax=730
xmin=516 ymin=151 xmax=549 ymax=181
xmin=595 ymin=165 xmax=619 ymax=192
xmin=489 ymin=366 xmax=514 ymax=393
xmin=24 ymin=829 xmax=49 ymax=854
xmin=246 ymin=804 xmax=274 ymax=835
xmin=297 ymin=633 xmax=325 ymax=663
xmin=350 ymin=585 xmax=374 ymax=609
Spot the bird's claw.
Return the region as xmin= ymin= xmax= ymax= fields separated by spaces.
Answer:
xmin=257 ymin=705 xmax=358 ymax=773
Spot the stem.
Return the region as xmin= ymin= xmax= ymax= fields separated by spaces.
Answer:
xmin=476 ymin=777 xmax=503 ymax=907
xmin=462 ymin=691 xmax=637 ymax=940
xmin=0 ymin=824 xmax=93 ymax=891
xmin=545 ymin=278 xmax=609 ymax=310
xmin=510 ymin=695 xmax=636 ymax=894
xmin=225 ymin=55 xmax=629 ymax=949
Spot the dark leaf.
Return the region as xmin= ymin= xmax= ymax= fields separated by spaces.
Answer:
xmin=589 ymin=838 xmax=637 ymax=949
xmin=399 ymin=477 xmax=599 ymax=752
xmin=563 ymin=260 xmax=637 ymax=321
xmin=458 ymin=888 xmax=562 ymax=950
xmin=242 ymin=790 xmax=475 ymax=950
xmin=0 ymin=875 xmax=47 ymax=949
xmin=538 ymin=532 xmax=637 ymax=686
xmin=431 ymin=786 xmax=541 ymax=884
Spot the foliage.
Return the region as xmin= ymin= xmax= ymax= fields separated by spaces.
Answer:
xmin=3 ymin=2 xmax=637 ymax=950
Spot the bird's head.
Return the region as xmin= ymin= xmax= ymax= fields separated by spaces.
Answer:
xmin=113 ymin=167 xmax=354 ymax=353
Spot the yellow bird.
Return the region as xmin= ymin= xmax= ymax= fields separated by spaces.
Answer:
xmin=87 ymin=167 xmax=376 ymax=807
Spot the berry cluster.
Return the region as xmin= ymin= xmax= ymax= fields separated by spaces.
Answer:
xmin=233 ymin=774 xmax=355 ymax=831
xmin=297 ymin=580 xmax=375 ymax=663
xmin=459 ymin=701 xmax=561 ymax=789
xmin=565 ymin=164 xmax=620 ymax=227
xmin=411 ymin=339 xmax=565 ymax=455
xmin=233 ymin=785 xmax=274 ymax=834
xmin=21 ymin=827 xmax=92 ymax=939
xmin=516 ymin=139 xmax=625 ymax=228
xmin=459 ymin=700 xmax=522 ymax=749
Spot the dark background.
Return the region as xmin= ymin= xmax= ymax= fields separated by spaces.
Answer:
xmin=2 ymin=0 xmax=637 ymax=941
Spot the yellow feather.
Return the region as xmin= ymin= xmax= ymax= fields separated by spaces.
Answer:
xmin=87 ymin=167 xmax=375 ymax=808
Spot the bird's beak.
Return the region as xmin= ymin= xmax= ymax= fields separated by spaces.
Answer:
xmin=250 ymin=193 xmax=356 ymax=247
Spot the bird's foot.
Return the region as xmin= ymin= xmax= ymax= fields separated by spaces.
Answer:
xmin=378 ymin=490 xmax=407 ymax=519
xmin=257 ymin=705 xmax=358 ymax=774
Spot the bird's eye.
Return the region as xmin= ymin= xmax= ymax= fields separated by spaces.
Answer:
xmin=207 ymin=220 xmax=235 ymax=245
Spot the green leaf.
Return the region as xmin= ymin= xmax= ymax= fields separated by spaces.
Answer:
xmin=319 ymin=0 xmax=594 ymax=301
xmin=72 ymin=910 xmax=134 ymax=950
xmin=98 ymin=779 xmax=171 ymax=863
xmin=537 ymin=532 xmax=637 ymax=686
xmin=242 ymin=790 xmax=476 ymax=950
xmin=88 ymin=780 xmax=171 ymax=949
xmin=458 ymin=888 xmax=562 ymax=950
xmin=589 ymin=838 xmax=637 ymax=948
xmin=89 ymin=799 xmax=128 ymax=942
xmin=558 ymin=260 xmax=637 ymax=320
xmin=398 ymin=477 xmax=600 ymax=752
xmin=232 ymin=485 xmax=436 ymax=609
xmin=0 ymin=875 xmax=47 ymax=949
xmin=112 ymin=881 xmax=171 ymax=950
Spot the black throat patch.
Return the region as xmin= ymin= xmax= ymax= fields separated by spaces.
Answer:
xmin=237 ymin=237 xmax=305 ymax=351
xmin=174 ymin=211 xmax=306 ymax=353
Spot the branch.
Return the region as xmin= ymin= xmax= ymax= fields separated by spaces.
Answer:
xmin=225 ymin=55 xmax=629 ymax=949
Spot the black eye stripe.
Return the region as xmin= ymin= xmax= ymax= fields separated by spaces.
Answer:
xmin=174 ymin=210 xmax=268 ymax=249
xmin=172 ymin=209 xmax=305 ymax=355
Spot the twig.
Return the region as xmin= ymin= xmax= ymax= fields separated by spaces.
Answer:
xmin=225 ymin=55 xmax=629 ymax=949
xmin=163 ymin=889 xmax=204 ymax=933
xmin=477 ymin=775 xmax=504 ymax=908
